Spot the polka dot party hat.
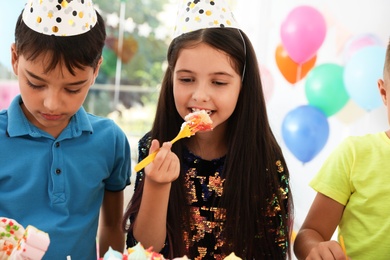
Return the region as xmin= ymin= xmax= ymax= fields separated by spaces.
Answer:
xmin=173 ymin=0 xmax=240 ymax=39
xmin=22 ymin=0 xmax=97 ymax=36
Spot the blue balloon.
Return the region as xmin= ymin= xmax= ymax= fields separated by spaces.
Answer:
xmin=282 ymin=105 xmax=329 ymax=163
xmin=343 ymin=46 xmax=386 ymax=111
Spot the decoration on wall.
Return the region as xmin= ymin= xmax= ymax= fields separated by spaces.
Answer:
xmin=0 ymin=82 xmax=19 ymax=110
xmin=305 ymin=63 xmax=349 ymax=117
xmin=260 ymin=65 xmax=275 ymax=103
xmin=343 ymin=46 xmax=385 ymax=111
xmin=275 ymin=44 xmax=316 ymax=84
xmin=342 ymin=33 xmax=383 ymax=63
xmin=335 ymin=100 xmax=366 ymax=125
xmin=280 ymin=5 xmax=327 ymax=64
xmin=277 ymin=5 xmax=386 ymax=163
xmin=105 ymin=36 xmax=138 ymax=64
xmin=282 ymin=105 xmax=329 ymax=164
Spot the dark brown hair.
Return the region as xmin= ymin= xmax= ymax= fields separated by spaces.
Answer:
xmin=14 ymin=9 xmax=106 ymax=75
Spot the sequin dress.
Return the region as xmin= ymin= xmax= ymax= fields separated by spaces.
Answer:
xmin=182 ymin=147 xmax=226 ymax=260
xmin=128 ymin=133 xmax=289 ymax=259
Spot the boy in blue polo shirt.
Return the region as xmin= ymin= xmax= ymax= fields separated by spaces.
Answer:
xmin=0 ymin=0 xmax=131 ymax=258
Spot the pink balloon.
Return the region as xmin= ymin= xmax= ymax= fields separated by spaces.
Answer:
xmin=343 ymin=33 xmax=383 ymax=63
xmin=0 ymin=81 xmax=19 ymax=110
xmin=280 ymin=5 xmax=326 ymax=64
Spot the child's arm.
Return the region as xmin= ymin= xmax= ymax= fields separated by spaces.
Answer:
xmin=294 ymin=192 xmax=347 ymax=260
xmin=132 ymin=140 xmax=180 ymax=252
xmin=98 ymin=190 xmax=125 ymax=255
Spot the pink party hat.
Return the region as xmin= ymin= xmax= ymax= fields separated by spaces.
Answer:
xmin=22 ymin=0 xmax=98 ymax=36
xmin=173 ymin=0 xmax=240 ymax=39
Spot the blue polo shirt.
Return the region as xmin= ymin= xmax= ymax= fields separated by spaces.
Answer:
xmin=0 ymin=95 xmax=131 ymax=259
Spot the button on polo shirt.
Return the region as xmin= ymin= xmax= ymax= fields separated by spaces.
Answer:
xmin=1 ymin=95 xmax=131 ymax=259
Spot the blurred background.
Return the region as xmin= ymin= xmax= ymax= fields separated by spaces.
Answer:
xmin=1 ymin=0 xmax=389 ymax=256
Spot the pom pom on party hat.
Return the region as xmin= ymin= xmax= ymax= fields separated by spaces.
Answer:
xmin=22 ymin=0 xmax=98 ymax=36
xmin=173 ymin=0 xmax=240 ymax=39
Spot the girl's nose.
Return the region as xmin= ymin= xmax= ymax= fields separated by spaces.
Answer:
xmin=192 ymin=84 xmax=210 ymax=102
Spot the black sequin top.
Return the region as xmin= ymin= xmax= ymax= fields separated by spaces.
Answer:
xmin=182 ymin=147 xmax=226 ymax=260
xmin=127 ymin=133 xmax=290 ymax=259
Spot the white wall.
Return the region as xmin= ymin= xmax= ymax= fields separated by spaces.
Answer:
xmin=234 ymin=0 xmax=389 ymax=247
xmin=0 ymin=1 xmax=24 ymax=70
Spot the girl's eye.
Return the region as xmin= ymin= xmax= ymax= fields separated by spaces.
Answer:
xmin=179 ymin=78 xmax=194 ymax=83
xmin=213 ymin=81 xmax=227 ymax=86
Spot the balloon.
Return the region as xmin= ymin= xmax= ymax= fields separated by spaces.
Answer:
xmin=260 ymin=66 xmax=274 ymax=103
xmin=305 ymin=63 xmax=349 ymax=117
xmin=282 ymin=105 xmax=329 ymax=163
xmin=343 ymin=46 xmax=385 ymax=111
xmin=0 ymin=81 xmax=19 ymax=110
xmin=275 ymin=44 xmax=317 ymax=84
xmin=280 ymin=5 xmax=326 ymax=64
xmin=335 ymin=100 xmax=366 ymax=125
xmin=343 ymin=33 xmax=383 ymax=63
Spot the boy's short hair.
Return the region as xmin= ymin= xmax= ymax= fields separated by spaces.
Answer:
xmin=14 ymin=9 xmax=106 ymax=75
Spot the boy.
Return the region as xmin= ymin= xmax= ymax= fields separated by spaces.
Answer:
xmin=0 ymin=0 xmax=131 ymax=258
xmin=294 ymin=42 xmax=390 ymax=259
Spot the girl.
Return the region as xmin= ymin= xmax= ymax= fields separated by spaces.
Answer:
xmin=123 ymin=27 xmax=292 ymax=259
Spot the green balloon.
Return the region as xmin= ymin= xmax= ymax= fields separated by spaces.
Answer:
xmin=305 ymin=63 xmax=349 ymax=117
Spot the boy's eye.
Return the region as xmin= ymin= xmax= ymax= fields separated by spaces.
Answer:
xmin=66 ymin=88 xmax=81 ymax=94
xmin=26 ymin=80 xmax=43 ymax=89
xmin=27 ymin=80 xmax=81 ymax=94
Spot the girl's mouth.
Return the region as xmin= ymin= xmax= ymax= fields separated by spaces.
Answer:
xmin=191 ymin=108 xmax=213 ymax=115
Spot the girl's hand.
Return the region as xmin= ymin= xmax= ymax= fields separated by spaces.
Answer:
xmin=144 ymin=139 xmax=180 ymax=184
xmin=305 ymin=240 xmax=349 ymax=260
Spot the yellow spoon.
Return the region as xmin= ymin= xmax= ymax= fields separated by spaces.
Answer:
xmin=339 ymin=235 xmax=347 ymax=260
xmin=134 ymin=124 xmax=194 ymax=172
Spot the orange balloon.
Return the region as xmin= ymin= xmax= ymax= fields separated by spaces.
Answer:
xmin=275 ymin=44 xmax=317 ymax=84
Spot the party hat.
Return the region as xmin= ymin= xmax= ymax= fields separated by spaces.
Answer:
xmin=22 ymin=0 xmax=98 ymax=36
xmin=173 ymin=0 xmax=240 ymax=39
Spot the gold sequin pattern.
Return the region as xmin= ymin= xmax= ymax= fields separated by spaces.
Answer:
xmin=134 ymin=135 xmax=290 ymax=258
xmin=182 ymin=150 xmax=289 ymax=258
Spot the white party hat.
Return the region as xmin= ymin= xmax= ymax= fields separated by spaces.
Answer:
xmin=22 ymin=0 xmax=97 ymax=36
xmin=173 ymin=0 xmax=240 ymax=39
